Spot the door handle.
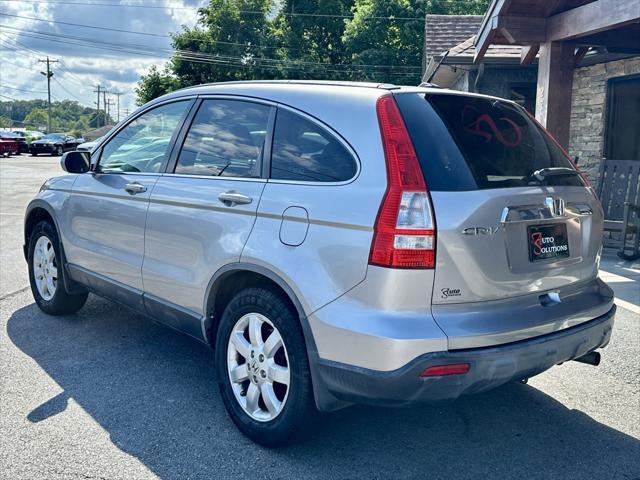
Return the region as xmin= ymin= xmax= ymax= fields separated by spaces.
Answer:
xmin=218 ymin=191 xmax=252 ymax=206
xmin=124 ymin=182 xmax=147 ymax=195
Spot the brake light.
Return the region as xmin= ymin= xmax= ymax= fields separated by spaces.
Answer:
xmin=369 ymin=95 xmax=436 ymax=269
xmin=420 ymin=363 xmax=470 ymax=377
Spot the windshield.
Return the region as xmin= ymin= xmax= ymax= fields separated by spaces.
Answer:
xmin=395 ymin=93 xmax=584 ymax=191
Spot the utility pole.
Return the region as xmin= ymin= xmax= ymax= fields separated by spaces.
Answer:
xmin=106 ymin=99 xmax=115 ymax=123
xmin=93 ymin=85 xmax=102 ymax=128
xmin=39 ymin=57 xmax=59 ymax=133
xmin=112 ymin=91 xmax=123 ymax=123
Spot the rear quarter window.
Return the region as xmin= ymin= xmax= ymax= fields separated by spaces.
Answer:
xmin=395 ymin=93 xmax=583 ymax=191
xmin=270 ymin=109 xmax=357 ymax=182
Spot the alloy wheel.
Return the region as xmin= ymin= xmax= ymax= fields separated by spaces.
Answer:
xmin=33 ymin=235 xmax=58 ymax=301
xmin=226 ymin=312 xmax=291 ymax=422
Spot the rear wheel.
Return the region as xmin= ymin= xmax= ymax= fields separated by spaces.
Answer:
xmin=54 ymin=145 xmax=63 ymax=156
xmin=28 ymin=221 xmax=88 ymax=315
xmin=215 ymin=287 xmax=314 ymax=447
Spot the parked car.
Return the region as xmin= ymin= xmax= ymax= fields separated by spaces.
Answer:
xmin=14 ymin=130 xmax=44 ymax=142
xmin=0 ymin=137 xmax=19 ymax=156
xmin=29 ymin=133 xmax=81 ymax=156
xmin=24 ymin=81 xmax=615 ymax=447
xmin=76 ymin=136 xmax=103 ymax=152
xmin=0 ymin=131 xmax=28 ymax=153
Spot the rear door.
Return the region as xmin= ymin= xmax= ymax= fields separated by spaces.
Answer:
xmin=395 ymin=92 xmax=603 ymax=305
xmin=142 ymin=98 xmax=271 ymax=334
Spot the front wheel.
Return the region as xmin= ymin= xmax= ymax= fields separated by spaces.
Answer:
xmin=54 ymin=145 xmax=63 ymax=156
xmin=28 ymin=221 xmax=88 ymax=315
xmin=215 ymin=287 xmax=315 ymax=447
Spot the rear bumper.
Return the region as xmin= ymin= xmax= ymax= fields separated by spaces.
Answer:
xmin=316 ymin=305 xmax=615 ymax=407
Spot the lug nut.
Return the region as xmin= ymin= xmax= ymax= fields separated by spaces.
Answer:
xmin=260 ymin=370 xmax=266 ymax=378
xmin=259 ymin=354 xmax=264 ymax=362
xmin=250 ymin=351 xmax=255 ymax=358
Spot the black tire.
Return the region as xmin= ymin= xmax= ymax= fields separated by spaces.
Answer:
xmin=28 ymin=220 xmax=88 ymax=315
xmin=215 ymin=287 xmax=315 ymax=447
xmin=54 ymin=145 xmax=63 ymax=156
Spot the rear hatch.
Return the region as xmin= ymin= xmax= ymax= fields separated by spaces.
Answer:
xmin=394 ymin=92 xmax=606 ymax=342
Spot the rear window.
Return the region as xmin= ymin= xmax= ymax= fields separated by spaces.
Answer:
xmin=270 ymin=109 xmax=357 ymax=182
xmin=395 ymin=93 xmax=584 ymax=191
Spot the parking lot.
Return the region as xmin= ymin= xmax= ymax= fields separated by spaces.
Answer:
xmin=1 ymin=154 xmax=639 ymax=479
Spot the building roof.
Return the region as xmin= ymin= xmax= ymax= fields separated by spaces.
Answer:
xmin=447 ymin=36 xmax=523 ymax=61
xmin=424 ymin=15 xmax=483 ymax=60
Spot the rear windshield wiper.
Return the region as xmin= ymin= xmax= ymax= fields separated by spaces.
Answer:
xmin=530 ymin=167 xmax=579 ymax=182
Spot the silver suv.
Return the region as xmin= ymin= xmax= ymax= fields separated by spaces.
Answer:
xmin=24 ymin=81 xmax=615 ymax=446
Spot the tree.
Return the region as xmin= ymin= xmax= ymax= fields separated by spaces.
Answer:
xmin=272 ymin=0 xmax=354 ymax=79
xmin=343 ymin=0 xmax=424 ymax=84
xmin=424 ymin=0 xmax=489 ymax=15
xmin=134 ymin=65 xmax=179 ymax=105
xmin=170 ymin=0 xmax=275 ymax=85
xmin=23 ymin=109 xmax=49 ymax=130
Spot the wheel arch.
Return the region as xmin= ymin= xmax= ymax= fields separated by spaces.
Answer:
xmin=203 ymin=263 xmax=307 ymax=347
xmin=24 ymin=200 xmax=59 ymax=260
xmin=24 ymin=200 xmax=86 ymax=296
xmin=202 ymin=262 xmax=347 ymax=412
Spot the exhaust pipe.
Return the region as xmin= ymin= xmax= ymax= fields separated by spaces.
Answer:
xmin=573 ymin=351 xmax=601 ymax=366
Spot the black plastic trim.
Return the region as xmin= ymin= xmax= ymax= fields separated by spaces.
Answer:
xmin=316 ymin=306 xmax=616 ymax=408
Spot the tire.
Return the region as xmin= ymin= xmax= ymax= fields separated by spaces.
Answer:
xmin=215 ymin=287 xmax=315 ymax=447
xmin=31 ymin=153 xmax=38 ymax=156
xmin=28 ymin=220 xmax=88 ymax=315
xmin=54 ymin=145 xmax=63 ymax=156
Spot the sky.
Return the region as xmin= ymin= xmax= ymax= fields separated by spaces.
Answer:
xmin=0 ymin=0 xmax=205 ymax=116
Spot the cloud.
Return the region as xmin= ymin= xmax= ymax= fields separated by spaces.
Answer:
xmin=0 ymin=0 xmax=204 ymax=111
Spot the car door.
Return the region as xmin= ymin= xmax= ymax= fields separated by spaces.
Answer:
xmin=64 ymin=135 xmax=76 ymax=151
xmin=142 ymin=98 xmax=272 ymax=336
xmin=63 ymin=99 xmax=193 ymax=306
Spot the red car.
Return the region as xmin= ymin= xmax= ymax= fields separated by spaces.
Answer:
xmin=0 ymin=138 xmax=19 ymax=156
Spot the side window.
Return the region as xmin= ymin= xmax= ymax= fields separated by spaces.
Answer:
xmin=99 ymin=101 xmax=189 ymax=173
xmin=175 ymin=99 xmax=271 ymax=178
xmin=271 ymin=109 xmax=357 ymax=182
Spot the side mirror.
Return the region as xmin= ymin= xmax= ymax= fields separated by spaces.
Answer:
xmin=60 ymin=151 xmax=91 ymax=174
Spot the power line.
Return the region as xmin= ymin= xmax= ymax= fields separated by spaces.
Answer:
xmin=3 ymin=27 xmax=422 ymax=74
xmin=1 ymin=84 xmax=48 ymax=94
xmin=51 ymin=76 xmax=93 ymax=107
xmin=0 ymin=0 xmax=486 ymax=20
xmin=0 ymin=12 xmax=427 ymax=59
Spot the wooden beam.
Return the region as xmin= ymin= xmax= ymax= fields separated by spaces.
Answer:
xmin=497 ymin=15 xmax=547 ymax=44
xmin=521 ymin=44 xmax=540 ymax=64
xmin=535 ymin=42 xmax=575 ymax=149
xmin=573 ymin=46 xmax=589 ymax=67
xmin=474 ymin=0 xmax=513 ymax=63
xmin=547 ymin=0 xmax=640 ymax=42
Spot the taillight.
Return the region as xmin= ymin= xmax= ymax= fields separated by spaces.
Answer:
xmin=369 ymin=95 xmax=436 ymax=269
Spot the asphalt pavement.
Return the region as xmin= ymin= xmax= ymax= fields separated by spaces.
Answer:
xmin=1 ymin=154 xmax=639 ymax=479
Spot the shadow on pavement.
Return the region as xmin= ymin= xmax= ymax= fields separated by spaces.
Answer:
xmin=8 ymin=296 xmax=640 ymax=479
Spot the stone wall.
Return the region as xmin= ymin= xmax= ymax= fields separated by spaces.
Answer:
xmin=569 ymin=56 xmax=640 ymax=181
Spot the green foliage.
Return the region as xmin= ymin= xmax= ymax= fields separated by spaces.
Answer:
xmin=134 ymin=0 xmax=491 ymax=101
xmin=134 ymin=65 xmax=180 ymax=105
xmin=272 ymin=0 xmax=355 ymax=79
xmin=0 ymin=99 xmax=111 ymax=133
xmin=424 ymin=0 xmax=490 ymax=15
xmin=343 ymin=0 xmax=424 ymax=84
